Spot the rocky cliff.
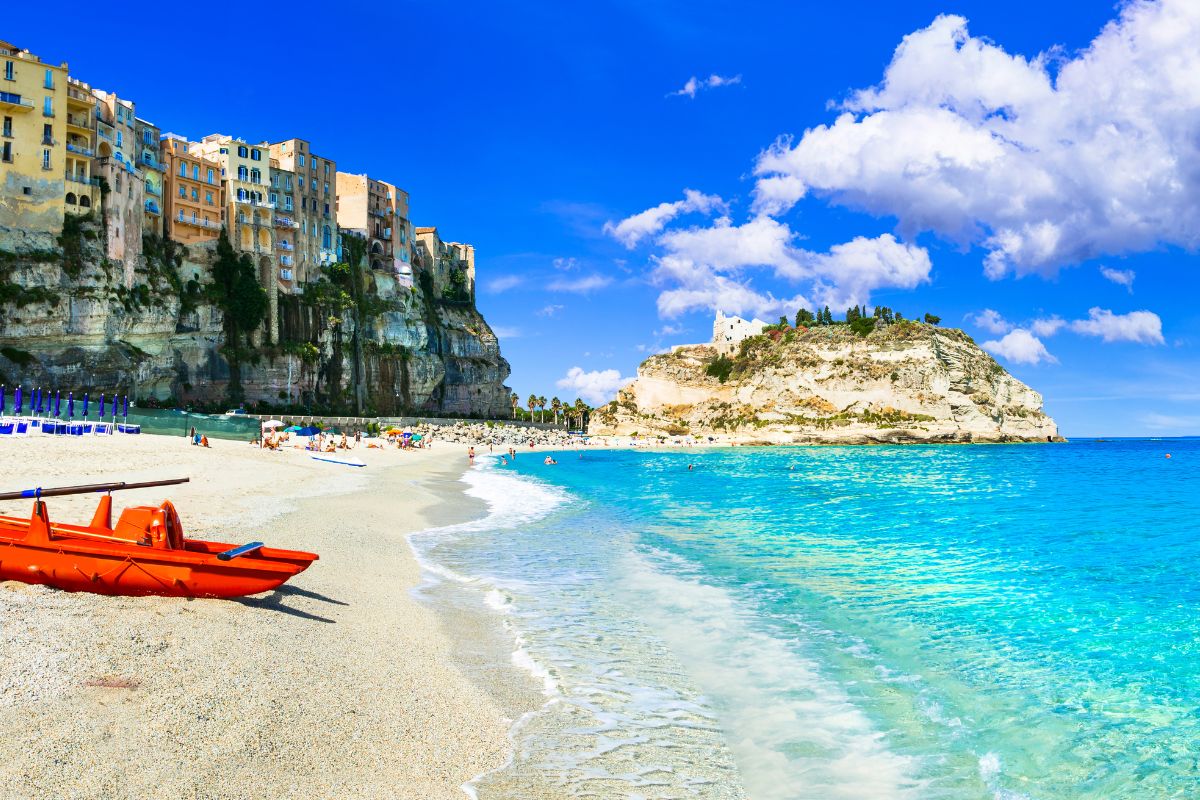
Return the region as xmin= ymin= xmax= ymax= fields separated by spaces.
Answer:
xmin=591 ymin=322 xmax=1059 ymax=444
xmin=0 ymin=215 xmax=511 ymax=416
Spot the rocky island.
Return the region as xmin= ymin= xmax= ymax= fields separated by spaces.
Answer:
xmin=591 ymin=311 xmax=1060 ymax=444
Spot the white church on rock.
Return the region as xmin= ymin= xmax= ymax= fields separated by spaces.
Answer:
xmin=711 ymin=311 xmax=767 ymax=356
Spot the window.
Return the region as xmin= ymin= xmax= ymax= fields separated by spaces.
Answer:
xmin=324 ymin=163 xmax=329 ymax=177
xmin=250 ymin=168 xmax=260 ymax=184
xmin=178 ymin=186 xmax=186 ymax=198
xmin=1 ymin=141 xmax=11 ymax=162
xmin=179 ymin=161 xmax=187 ymax=177
xmin=323 ymin=225 xmax=332 ymax=249
xmin=116 ymin=131 xmax=122 ymax=148
xmin=42 ymin=148 xmax=50 ymax=169
xmin=298 ymin=177 xmax=304 ymax=190
xmin=143 ymin=129 xmax=152 ymax=145
xmin=2 ymin=116 xmax=10 ymax=137
xmin=219 ymin=147 xmax=228 ymax=155
xmin=205 ymin=191 xmax=213 ymax=205
xmin=324 ymin=182 xmax=329 ymax=195
xmin=42 ymin=123 xmax=52 ymax=144
xmin=270 ymin=192 xmax=278 ymax=205
xmin=236 ymin=188 xmax=245 ymax=201
xmin=191 ymin=188 xmax=198 ymax=201
xmin=3 ymin=61 xmax=12 ymax=80
xmin=207 ymin=168 xmax=214 ymax=184
xmin=237 ymin=165 xmax=248 ymax=181
xmin=43 ymin=96 xmax=53 ymax=117
xmin=250 ymin=148 xmax=260 ymax=161
xmin=44 ymin=69 xmax=53 ymax=89
xmin=237 ymin=145 xmax=248 ymax=157
xmin=298 ymin=155 xmax=305 ymax=167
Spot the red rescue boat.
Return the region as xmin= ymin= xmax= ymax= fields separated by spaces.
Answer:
xmin=0 ymin=478 xmax=318 ymax=598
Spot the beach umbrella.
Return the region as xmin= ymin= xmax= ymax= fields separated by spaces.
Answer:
xmin=67 ymin=392 xmax=74 ymax=420
xmin=55 ymin=391 xmax=61 ymax=417
xmin=123 ymin=396 xmax=128 ymax=421
xmin=296 ymin=426 xmax=320 ymax=436
xmin=285 ymin=425 xmax=302 ymax=432
xmin=82 ymin=393 xmax=89 ymax=419
xmin=0 ymin=385 xmax=4 ymax=415
xmin=99 ymin=394 xmax=105 ymax=418
xmin=262 ymin=420 xmax=284 ymax=428
xmin=14 ymin=386 xmax=21 ymax=415
xmin=34 ymin=388 xmax=41 ymax=414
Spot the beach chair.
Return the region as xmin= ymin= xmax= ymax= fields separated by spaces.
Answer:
xmin=0 ymin=419 xmax=14 ymax=436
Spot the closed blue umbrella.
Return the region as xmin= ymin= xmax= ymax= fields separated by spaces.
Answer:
xmin=99 ymin=394 xmax=105 ymax=418
xmin=54 ymin=391 xmax=61 ymax=418
xmin=82 ymin=393 xmax=89 ymax=419
xmin=123 ymin=395 xmax=129 ymax=421
xmin=0 ymin=385 xmax=5 ymax=415
xmin=14 ymin=385 xmax=21 ymax=415
xmin=67 ymin=392 xmax=74 ymax=420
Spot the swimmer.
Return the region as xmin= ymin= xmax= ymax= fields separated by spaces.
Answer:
xmin=544 ymin=456 xmax=557 ymax=465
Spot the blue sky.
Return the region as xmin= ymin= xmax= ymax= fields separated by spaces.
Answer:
xmin=9 ymin=1 xmax=1200 ymax=436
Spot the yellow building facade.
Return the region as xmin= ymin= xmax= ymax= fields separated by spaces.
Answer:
xmin=269 ymin=138 xmax=337 ymax=284
xmin=0 ymin=40 xmax=73 ymax=237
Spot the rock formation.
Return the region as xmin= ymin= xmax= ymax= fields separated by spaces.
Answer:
xmin=591 ymin=318 xmax=1060 ymax=444
xmin=0 ymin=215 xmax=511 ymax=416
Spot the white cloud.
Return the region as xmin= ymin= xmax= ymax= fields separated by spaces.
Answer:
xmin=547 ymin=274 xmax=613 ymax=293
xmin=655 ymin=324 xmax=685 ymax=337
xmin=670 ymin=73 xmax=743 ymax=99
xmin=553 ymin=257 xmax=578 ymax=271
xmin=604 ymin=190 xmax=728 ymax=249
xmin=752 ymin=2 xmax=1200 ymax=277
xmin=556 ymin=367 xmax=633 ymax=406
xmin=490 ymin=325 xmax=521 ymax=339
xmin=485 ymin=275 xmax=523 ymax=293
xmin=1099 ymin=266 xmax=1135 ymax=291
xmin=1069 ymin=307 xmax=1164 ymax=344
xmin=537 ymin=304 xmax=565 ymax=317
xmin=973 ymin=309 xmax=1011 ymax=334
xmin=1030 ymin=316 xmax=1066 ymax=337
xmin=804 ymin=233 xmax=931 ymax=306
xmin=982 ymin=329 xmax=1057 ymax=365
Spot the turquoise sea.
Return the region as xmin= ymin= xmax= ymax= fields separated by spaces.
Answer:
xmin=412 ymin=441 xmax=1200 ymax=799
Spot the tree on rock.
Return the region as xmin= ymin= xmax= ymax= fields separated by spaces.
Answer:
xmin=209 ymin=229 xmax=268 ymax=403
xmin=924 ymin=313 xmax=941 ymax=325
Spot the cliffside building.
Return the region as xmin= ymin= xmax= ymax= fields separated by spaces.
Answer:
xmin=135 ymin=117 xmax=164 ymax=237
xmin=414 ymin=227 xmax=474 ymax=302
xmin=0 ymin=41 xmax=73 ymax=237
xmin=270 ymin=138 xmax=336 ymax=282
xmin=160 ymin=134 xmax=223 ymax=245
xmin=712 ymin=311 xmax=766 ymax=356
xmin=64 ymin=78 xmax=99 ymax=219
xmin=335 ymin=172 xmax=411 ymax=279
xmin=92 ymin=89 xmax=145 ymax=280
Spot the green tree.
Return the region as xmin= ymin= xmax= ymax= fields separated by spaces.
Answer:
xmin=924 ymin=313 xmax=941 ymax=325
xmin=795 ymin=309 xmax=814 ymax=326
xmin=537 ymin=395 xmax=547 ymax=423
xmin=510 ymin=391 xmax=520 ymax=419
xmin=209 ymin=229 xmax=268 ymax=403
xmin=527 ymin=394 xmax=537 ymax=420
xmin=551 ymin=396 xmax=562 ymax=425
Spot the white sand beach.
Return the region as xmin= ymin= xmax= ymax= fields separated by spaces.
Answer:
xmin=0 ymin=433 xmax=522 ymax=799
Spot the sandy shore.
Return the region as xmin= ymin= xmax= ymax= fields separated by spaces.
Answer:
xmin=0 ymin=433 xmax=518 ymax=799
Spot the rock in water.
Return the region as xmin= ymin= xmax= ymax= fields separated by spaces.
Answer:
xmin=591 ymin=321 xmax=1060 ymax=444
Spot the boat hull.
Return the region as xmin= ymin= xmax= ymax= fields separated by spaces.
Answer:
xmin=0 ymin=516 xmax=317 ymax=598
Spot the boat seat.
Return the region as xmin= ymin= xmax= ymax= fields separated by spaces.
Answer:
xmin=112 ymin=502 xmax=185 ymax=550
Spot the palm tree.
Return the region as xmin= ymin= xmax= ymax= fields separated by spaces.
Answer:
xmin=526 ymin=394 xmax=537 ymax=421
xmin=537 ymin=395 xmax=547 ymax=423
xmin=574 ymin=398 xmax=588 ymax=432
xmin=551 ymin=397 xmax=562 ymax=426
xmin=510 ymin=391 xmax=519 ymax=419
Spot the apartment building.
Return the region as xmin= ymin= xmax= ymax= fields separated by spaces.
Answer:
xmin=0 ymin=40 xmax=71 ymax=235
xmin=92 ymin=89 xmax=144 ymax=271
xmin=135 ymin=117 xmax=164 ymax=237
xmin=268 ymin=159 xmax=297 ymax=288
xmin=335 ymin=172 xmax=410 ymax=279
xmin=269 ymin=138 xmax=336 ymax=283
xmin=414 ymin=227 xmax=475 ymax=302
xmin=63 ymin=77 xmax=99 ymax=218
xmin=160 ymin=134 xmax=223 ymax=245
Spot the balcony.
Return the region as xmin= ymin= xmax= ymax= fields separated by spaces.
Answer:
xmin=0 ymin=92 xmax=33 ymax=112
xmin=65 ymin=173 xmax=100 ymax=186
xmin=144 ymin=199 xmax=161 ymax=215
xmin=279 ymin=255 xmax=294 ymax=266
xmin=144 ymin=183 xmax=161 ymax=196
xmin=96 ymin=127 xmax=112 ymax=141
xmin=66 ymin=114 xmax=92 ymax=133
xmin=279 ymin=268 xmax=294 ymax=281
xmin=319 ymin=249 xmax=338 ymax=265
xmin=384 ymin=227 xmax=392 ymax=238
xmin=66 ymin=86 xmax=94 ymax=107
xmin=273 ymin=216 xmax=298 ymax=229
xmin=234 ymin=195 xmax=276 ymax=209
xmin=66 ymin=141 xmax=94 ymax=158
xmin=177 ymin=215 xmax=219 ymax=229
xmin=277 ymin=240 xmax=293 ymax=251
xmin=141 ymin=153 xmax=164 ymax=171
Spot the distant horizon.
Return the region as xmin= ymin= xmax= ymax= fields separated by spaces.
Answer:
xmin=5 ymin=1 xmax=1199 ymax=436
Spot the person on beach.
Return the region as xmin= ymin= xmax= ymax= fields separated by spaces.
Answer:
xmin=200 ymin=435 xmax=210 ymax=448
xmin=544 ymin=456 xmax=557 ymax=465
xmin=193 ymin=431 xmax=202 ymax=446
xmin=468 ymin=446 xmax=476 ymax=462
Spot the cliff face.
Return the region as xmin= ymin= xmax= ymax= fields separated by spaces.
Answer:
xmin=0 ymin=216 xmax=511 ymax=416
xmin=591 ymin=323 xmax=1060 ymax=444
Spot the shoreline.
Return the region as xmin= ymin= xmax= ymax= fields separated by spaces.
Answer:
xmin=0 ymin=432 xmax=523 ymax=799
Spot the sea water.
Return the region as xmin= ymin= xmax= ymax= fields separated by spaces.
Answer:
xmin=410 ymin=440 xmax=1200 ymax=799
